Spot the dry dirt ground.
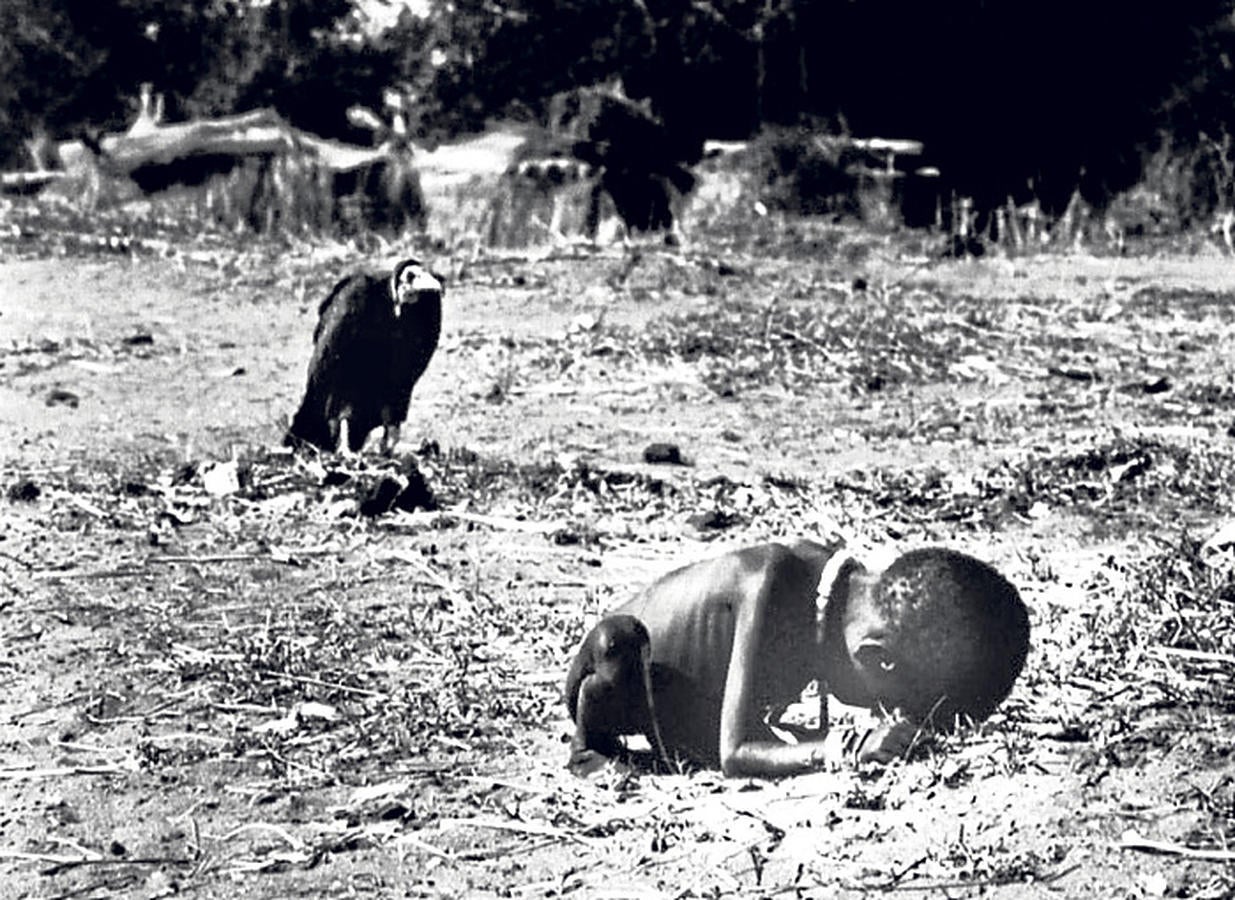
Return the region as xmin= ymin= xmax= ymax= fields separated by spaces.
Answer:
xmin=2 ymin=219 xmax=1235 ymax=899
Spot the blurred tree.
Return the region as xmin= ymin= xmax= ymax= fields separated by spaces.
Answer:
xmin=216 ymin=0 xmax=396 ymax=140
xmin=0 ymin=0 xmax=402 ymax=167
xmin=0 ymin=1 xmax=252 ymax=163
xmin=2 ymin=0 xmax=1234 ymax=223
xmin=0 ymin=0 xmax=132 ymax=165
xmin=377 ymin=0 xmax=509 ymax=140
xmin=401 ymin=0 xmax=660 ymax=136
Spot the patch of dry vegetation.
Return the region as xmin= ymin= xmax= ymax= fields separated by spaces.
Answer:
xmin=4 ymin=200 xmax=1235 ymax=895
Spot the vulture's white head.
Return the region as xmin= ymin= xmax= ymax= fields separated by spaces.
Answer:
xmin=390 ymin=259 xmax=443 ymax=318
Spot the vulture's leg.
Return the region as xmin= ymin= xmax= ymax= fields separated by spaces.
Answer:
xmin=380 ymin=423 xmax=401 ymax=456
xmin=336 ymin=417 xmax=357 ymax=458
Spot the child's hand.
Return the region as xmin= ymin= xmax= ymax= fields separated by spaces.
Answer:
xmin=851 ymin=713 xmax=922 ymax=765
xmin=567 ymin=748 xmax=613 ymax=777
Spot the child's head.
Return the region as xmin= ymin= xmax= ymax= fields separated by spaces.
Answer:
xmin=829 ymin=548 xmax=1030 ymax=725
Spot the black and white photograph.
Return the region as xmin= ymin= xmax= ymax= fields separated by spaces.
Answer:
xmin=3 ymin=1 xmax=1235 ymax=896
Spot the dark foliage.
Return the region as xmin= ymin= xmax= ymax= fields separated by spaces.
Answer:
xmin=0 ymin=0 xmax=397 ymax=168
xmin=569 ymin=91 xmax=701 ymax=231
xmin=4 ymin=0 xmax=1235 ymax=218
xmin=798 ymin=0 xmax=1234 ymax=215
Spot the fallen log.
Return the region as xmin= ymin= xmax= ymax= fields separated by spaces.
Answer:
xmin=0 ymin=171 xmax=67 ymax=195
xmin=40 ymin=103 xmax=427 ymax=234
xmin=93 ymin=108 xmax=296 ymax=172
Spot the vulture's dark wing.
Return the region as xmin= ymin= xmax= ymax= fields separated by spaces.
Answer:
xmin=286 ymin=272 xmax=388 ymax=450
xmin=312 ymin=273 xmax=376 ymax=346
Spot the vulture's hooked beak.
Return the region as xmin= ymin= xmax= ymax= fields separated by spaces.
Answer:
xmin=393 ymin=267 xmax=443 ymax=318
xmin=410 ymin=268 xmax=442 ymax=294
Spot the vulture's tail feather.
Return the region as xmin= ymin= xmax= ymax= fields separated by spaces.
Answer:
xmin=285 ymin=401 xmax=334 ymax=452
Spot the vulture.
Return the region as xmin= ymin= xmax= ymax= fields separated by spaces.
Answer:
xmin=286 ymin=258 xmax=443 ymax=455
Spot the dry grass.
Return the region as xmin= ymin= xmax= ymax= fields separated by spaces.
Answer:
xmin=3 ymin=200 xmax=1235 ymax=896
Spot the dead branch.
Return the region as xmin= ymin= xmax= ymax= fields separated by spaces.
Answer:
xmin=1147 ymin=646 xmax=1235 ymax=667
xmin=454 ymin=837 xmax=559 ymax=862
xmin=1120 ymin=830 xmax=1235 ymax=862
xmin=62 ymin=494 xmax=110 ymax=518
xmin=391 ymin=509 xmax=567 ymax=534
xmin=32 ymin=566 xmax=148 ymax=580
xmin=0 ymin=763 xmax=134 ymax=779
xmin=393 ymin=832 xmax=456 ymax=863
xmin=33 ymin=548 xmax=331 ymax=580
xmin=380 ymin=549 xmax=473 ymax=613
xmin=149 ymin=550 xmax=328 ymax=565
xmin=0 ymin=850 xmax=100 ymax=865
xmin=216 ymin=822 xmax=304 ymax=851
xmin=256 ymin=668 xmax=388 ymax=699
xmin=440 ymin=815 xmax=599 ymax=847
xmin=43 ymin=855 xmax=191 ymax=874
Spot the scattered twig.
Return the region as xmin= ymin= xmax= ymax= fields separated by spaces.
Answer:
xmin=171 ymin=642 xmax=243 ymax=664
xmin=0 ymin=550 xmax=34 ymax=570
xmin=459 ymin=774 xmax=555 ymax=796
xmin=258 ymin=746 xmax=334 ymax=782
xmin=84 ymin=698 xmax=183 ymax=725
xmin=215 ymin=822 xmax=304 ymax=851
xmin=33 ymin=567 xmax=149 ymax=580
xmin=0 ymin=764 xmax=133 ymax=779
xmin=1120 ymin=830 xmax=1235 ymax=862
xmin=46 ymin=873 xmax=141 ymax=900
xmin=0 ymin=849 xmax=102 ymax=865
xmin=149 ymin=549 xmax=333 ymax=565
xmin=393 ymin=832 xmax=456 ymax=863
xmin=454 ymin=836 xmax=558 ymax=862
xmin=391 ymin=509 xmax=567 ymax=535
xmin=210 ymin=701 xmax=282 ymax=715
xmin=61 ymin=494 xmax=110 ymax=518
xmin=843 ymin=863 xmax=1082 ymax=893
xmin=719 ymin=801 xmax=787 ymax=844
xmin=1147 ymin=646 xmax=1235 ymax=667
xmin=381 ymin=549 xmax=472 ymax=608
xmin=872 ymin=854 xmax=930 ymax=889
xmin=440 ymin=815 xmax=598 ymax=848
xmin=42 ymin=855 xmax=191 ymax=876
xmin=255 ymin=668 xmax=387 ymax=699
xmin=140 ymin=731 xmax=230 ymax=746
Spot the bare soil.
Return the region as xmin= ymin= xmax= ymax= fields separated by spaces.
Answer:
xmin=3 ymin=222 xmax=1235 ymax=898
